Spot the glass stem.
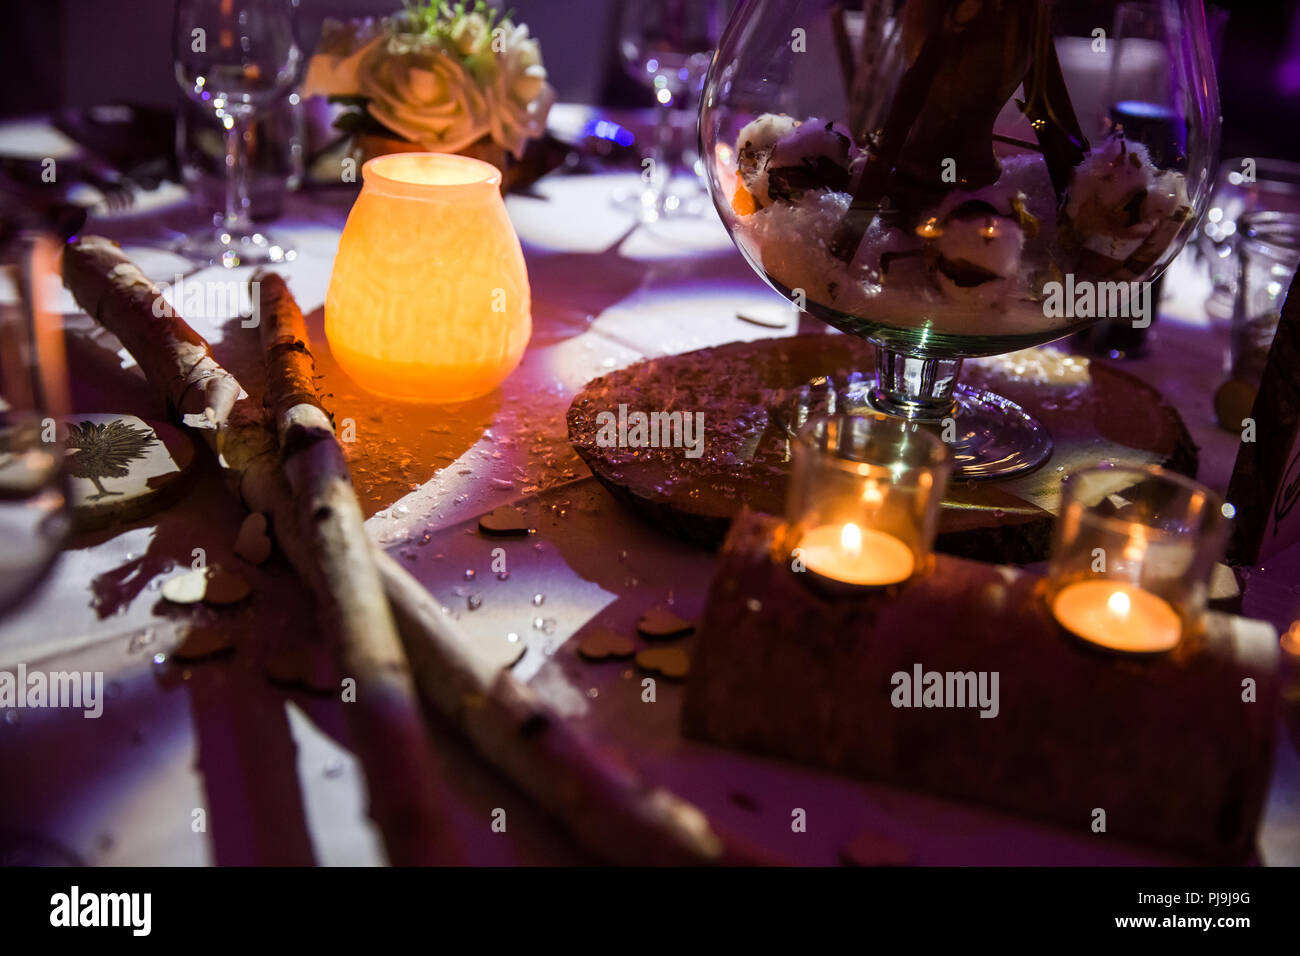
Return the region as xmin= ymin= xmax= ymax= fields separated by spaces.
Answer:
xmin=223 ymin=112 xmax=253 ymax=233
xmin=645 ymin=99 xmax=673 ymax=211
xmin=869 ymin=347 xmax=963 ymax=423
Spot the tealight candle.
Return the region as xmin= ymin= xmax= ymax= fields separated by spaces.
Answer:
xmin=1048 ymin=464 xmax=1234 ymax=655
xmin=1052 ymin=580 xmax=1182 ymax=653
xmin=786 ymin=414 xmax=952 ymax=592
xmin=798 ymin=521 xmax=916 ymax=587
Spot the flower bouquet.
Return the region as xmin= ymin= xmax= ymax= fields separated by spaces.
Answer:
xmin=302 ymin=1 xmax=555 ymax=183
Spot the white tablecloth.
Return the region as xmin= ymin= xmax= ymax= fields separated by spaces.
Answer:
xmin=1 ymin=156 xmax=1297 ymax=866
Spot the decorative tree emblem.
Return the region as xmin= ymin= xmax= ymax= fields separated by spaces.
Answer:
xmin=65 ymin=419 xmax=157 ymax=500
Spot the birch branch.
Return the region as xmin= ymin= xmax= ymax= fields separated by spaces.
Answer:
xmin=62 ymin=237 xmax=734 ymax=865
xmin=255 ymin=271 xmax=461 ymax=865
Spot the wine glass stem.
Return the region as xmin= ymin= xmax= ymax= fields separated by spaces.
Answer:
xmin=645 ymin=100 xmax=674 ymax=209
xmin=869 ymin=347 xmax=963 ymax=423
xmin=222 ymin=113 xmax=254 ymax=233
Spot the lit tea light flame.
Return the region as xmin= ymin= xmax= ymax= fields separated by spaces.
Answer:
xmin=1107 ymin=589 xmax=1131 ymax=617
xmin=841 ymin=521 xmax=863 ymax=556
xmin=916 ymin=217 xmax=942 ymax=239
xmin=1282 ymin=621 xmax=1300 ymax=657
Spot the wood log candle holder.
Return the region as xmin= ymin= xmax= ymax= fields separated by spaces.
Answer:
xmin=681 ymin=511 xmax=1279 ymax=863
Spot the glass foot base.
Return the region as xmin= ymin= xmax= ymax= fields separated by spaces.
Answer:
xmin=780 ymin=374 xmax=1053 ymax=480
xmin=610 ymin=184 xmax=709 ymax=222
xmin=176 ymin=226 xmax=297 ymax=269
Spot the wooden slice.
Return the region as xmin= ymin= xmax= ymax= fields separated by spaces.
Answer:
xmin=62 ymin=414 xmax=196 ymax=532
xmin=567 ymin=336 xmax=1196 ymax=563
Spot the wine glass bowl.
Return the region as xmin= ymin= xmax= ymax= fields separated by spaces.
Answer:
xmin=616 ymin=0 xmax=727 ymax=220
xmin=172 ymin=0 xmax=302 ymax=267
xmin=700 ymin=0 xmax=1220 ymax=477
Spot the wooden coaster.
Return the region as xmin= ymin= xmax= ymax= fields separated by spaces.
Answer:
xmin=62 ymin=414 xmax=196 ymax=532
xmin=567 ymin=336 xmax=1196 ymax=562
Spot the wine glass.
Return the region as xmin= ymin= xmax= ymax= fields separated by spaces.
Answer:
xmin=0 ymin=234 xmax=71 ymax=616
xmin=700 ymin=0 xmax=1219 ymax=478
xmin=173 ymin=0 xmax=301 ymax=268
xmin=617 ymin=0 xmax=727 ymax=220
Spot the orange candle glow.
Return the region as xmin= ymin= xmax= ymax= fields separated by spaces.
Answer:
xmin=1052 ymin=580 xmax=1182 ymax=653
xmin=325 ymin=153 xmax=531 ymax=402
xmin=799 ymin=521 xmax=916 ymax=587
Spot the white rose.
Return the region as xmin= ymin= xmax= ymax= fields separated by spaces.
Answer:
xmin=450 ymin=12 xmax=491 ymax=57
xmin=483 ymin=22 xmax=555 ymax=159
xmin=300 ymin=18 xmax=385 ymax=98
xmin=357 ymin=35 xmax=491 ymax=153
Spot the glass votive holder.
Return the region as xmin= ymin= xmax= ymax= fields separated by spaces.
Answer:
xmin=786 ymin=414 xmax=953 ymax=592
xmin=1047 ymin=464 xmax=1235 ymax=655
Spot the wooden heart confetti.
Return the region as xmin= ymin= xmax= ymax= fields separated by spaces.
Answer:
xmin=477 ymin=505 xmax=531 ymax=536
xmin=172 ymin=625 xmax=235 ymax=662
xmin=264 ymin=644 xmax=335 ymax=694
xmin=839 ymin=828 xmax=915 ymax=867
xmin=234 ymin=512 xmax=273 ymax=564
xmin=737 ymin=310 xmax=791 ymax=329
xmin=161 ymin=566 xmax=251 ymax=606
xmin=636 ymin=606 xmax=694 ymax=640
xmin=577 ymin=627 xmax=636 ymax=662
xmin=635 ymin=646 xmax=690 ymax=680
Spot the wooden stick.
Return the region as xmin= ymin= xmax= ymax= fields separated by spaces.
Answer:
xmin=830 ymin=4 xmax=856 ymax=107
xmin=257 ymin=272 xmax=735 ymax=865
xmin=62 ymin=237 xmax=734 ymax=865
xmin=374 ymin=548 xmax=733 ymax=864
xmin=848 ymin=0 xmax=893 ymax=142
xmin=57 ymin=238 xmax=241 ymax=431
xmin=60 ymin=237 xmax=303 ymax=570
xmin=255 ymin=271 xmax=462 ymax=865
xmin=62 ymin=238 xmax=457 ymax=865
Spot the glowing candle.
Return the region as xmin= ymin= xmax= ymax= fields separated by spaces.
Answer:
xmin=799 ymin=521 xmax=916 ymax=587
xmin=1052 ymin=580 xmax=1182 ymax=653
xmin=325 ymin=153 xmax=531 ymax=403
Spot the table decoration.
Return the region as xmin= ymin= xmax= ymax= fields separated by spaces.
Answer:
xmin=63 ymin=237 xmax=454 ymax=865
xmin=61 ymin=237 xmax=739 ymax=866
xmin=325 ymin=152 xmax=531 ymax=403
xmin=301 ymin=2 xmax=555 ymax=179
xmin=699 ymin=0 xmax=1219 ymax=477
xmin=786 ymin=413 xmax=951 ymax=590
xmin=567 ymin=334 xmax=1197 ymax=561
xmin=682 ymin=510 xmax=1277 ymax=863
xmin=1046 ymin=464 xmax=1233 ymax=655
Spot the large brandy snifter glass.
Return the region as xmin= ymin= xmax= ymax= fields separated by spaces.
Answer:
xmin=700 ymin=0 xmax=1219 ymax=477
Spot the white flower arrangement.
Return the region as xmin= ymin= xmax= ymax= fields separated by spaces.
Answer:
xmin=302 ymin=1 xmax=555 ymax=160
